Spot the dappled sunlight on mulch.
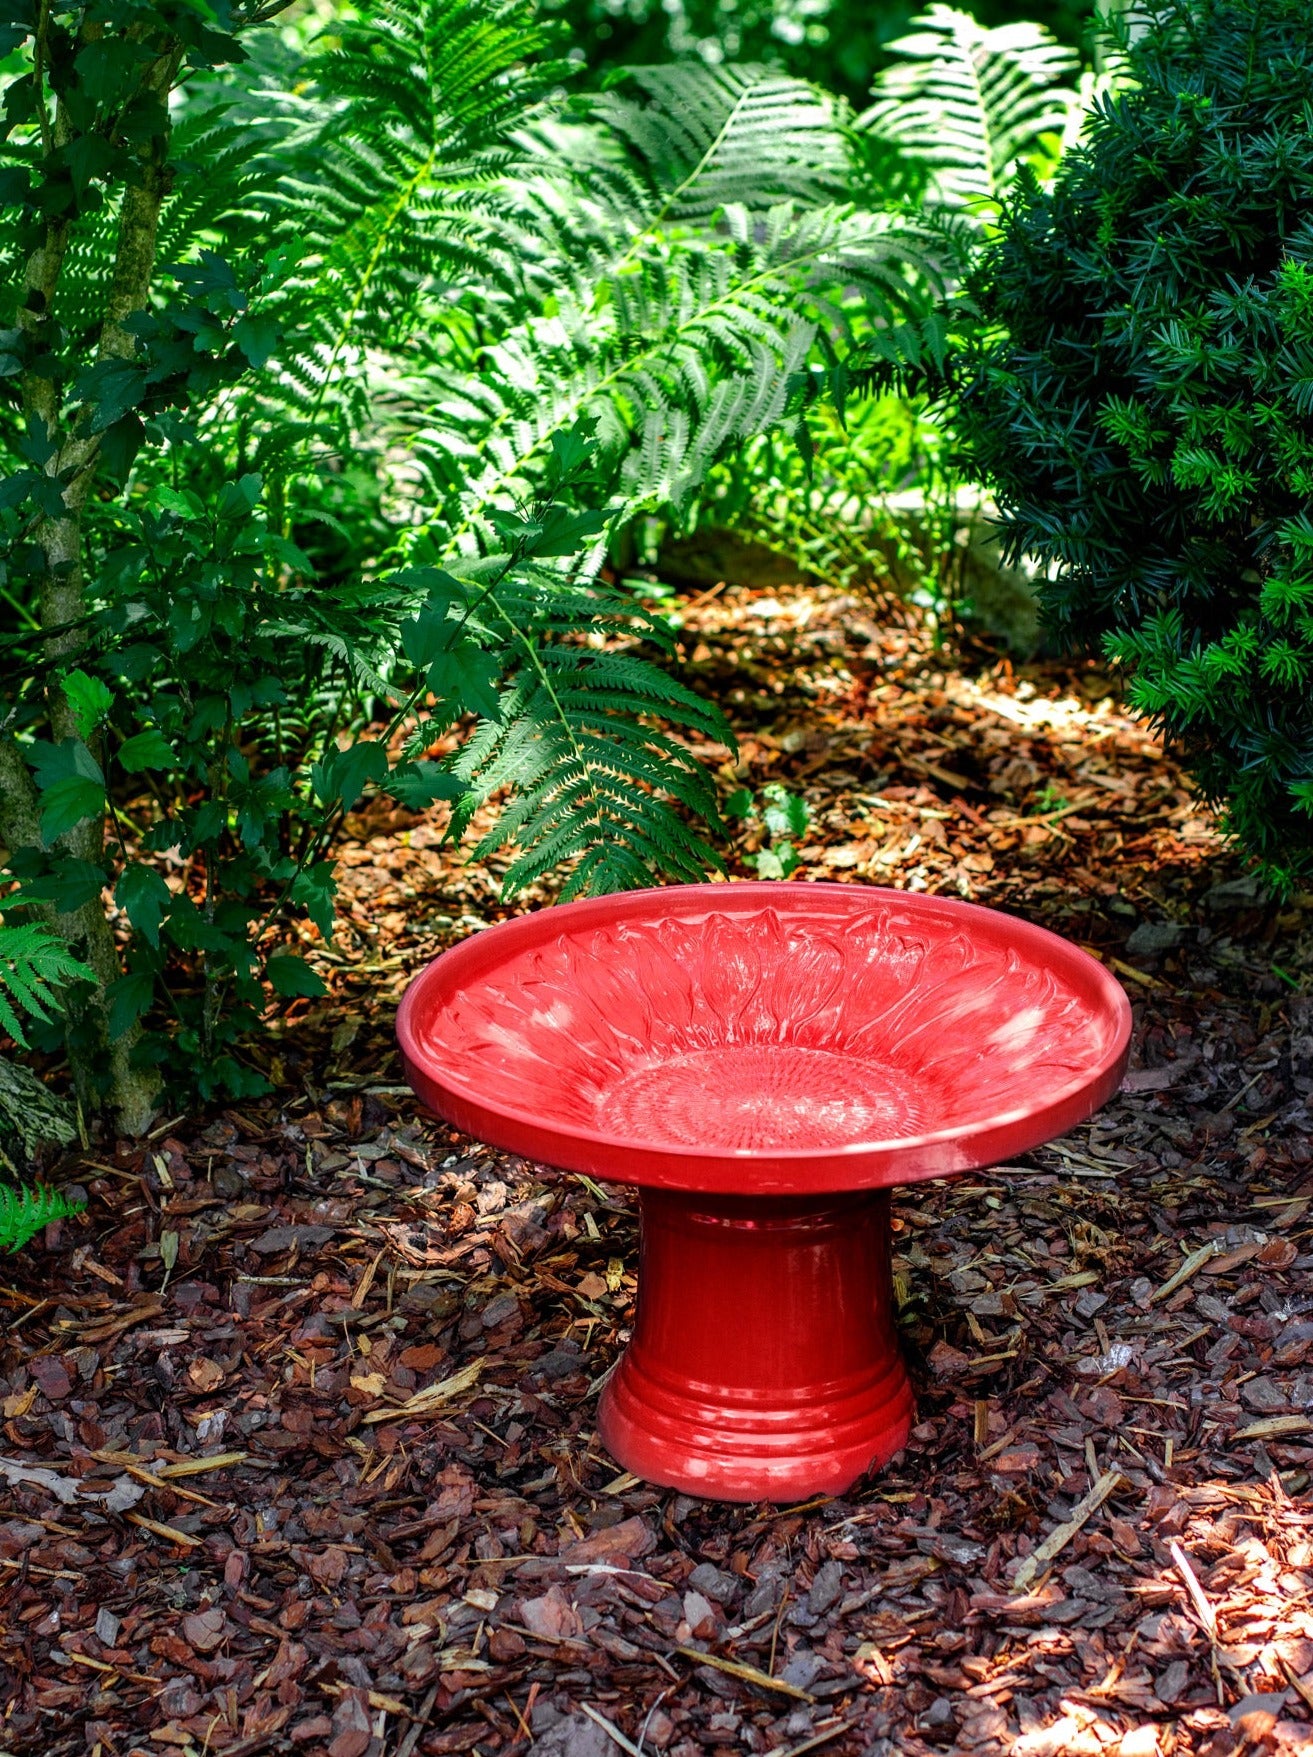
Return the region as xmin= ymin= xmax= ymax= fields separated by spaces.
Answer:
xmin=5 ymin=587 xmax=1313 ymax=1757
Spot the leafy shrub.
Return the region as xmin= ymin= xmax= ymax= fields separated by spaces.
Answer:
xmin=673 ymin=395 xmax=957 ymax=613
xmin=0 ymin=909 xmax=89 ymax=1252
xmin=939 ymin=0 xmax=1313 ymax=885
xmin=0 ymin=2 xmax=739 ymax=1122
xmin=0 ymin=0 xmax=950 ymax=1126
xmin=409 ymin=61 xmax=941 ymax=549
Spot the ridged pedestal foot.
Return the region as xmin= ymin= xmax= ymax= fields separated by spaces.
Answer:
xmin=597 ymin=1187 xmax=914 ymax=1502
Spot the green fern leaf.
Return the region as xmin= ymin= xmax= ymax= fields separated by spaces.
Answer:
xmin=858 ymin=5 xmax=1081 ymax=211
xmin=581 ymin=64 xmax=852 ymax=225
xmin=0 ymin=924 xmax=95 ymax=1050
xmin=0 ymin=1183 xmax=86 ymax=1255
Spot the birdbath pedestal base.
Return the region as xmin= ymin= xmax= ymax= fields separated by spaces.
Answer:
xmin=599 ymin=1186 xmax=912 ymax=1502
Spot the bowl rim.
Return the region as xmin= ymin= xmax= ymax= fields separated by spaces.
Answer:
xmin=395 ymin=880 xmax=1133 ymax=1191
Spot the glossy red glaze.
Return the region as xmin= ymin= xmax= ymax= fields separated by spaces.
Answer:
xmin=398 ymin=882 xmax=1130 ymax=1499
xmin=597 ymin=1189 xmax=914 ymax=1501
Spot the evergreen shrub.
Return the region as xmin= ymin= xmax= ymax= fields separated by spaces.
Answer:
xmin=953 ymin=0 xmax=1313 ymax=884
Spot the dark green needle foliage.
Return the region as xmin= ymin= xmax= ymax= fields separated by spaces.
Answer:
xmin=948 ymin=0 xmax=1313 ymax=886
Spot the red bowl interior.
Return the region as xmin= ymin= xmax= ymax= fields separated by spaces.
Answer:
xmin=397 ymin=882 xmax=1131 ymax=1194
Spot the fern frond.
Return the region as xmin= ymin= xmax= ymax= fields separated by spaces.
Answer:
xmin=0 ymin=1183 xmax=85 ymax=1255
xmin=857 ymin=5 xmax=1082 ymax=211
xmin=444 ymin=564 xmax=729 ymax=898
xmin=408 ymin=201 xmax=943 ymax=555
xmin=211 ymin=0 xmax=563 ymax=494
xmin=580 ymin=64 xmax=853 ymax=225
xmin=0 ymin=925 xmax=94 ymax=1049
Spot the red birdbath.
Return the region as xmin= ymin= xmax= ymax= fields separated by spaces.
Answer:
xmin=398 ymin=883 xmax=1130 ymax=1502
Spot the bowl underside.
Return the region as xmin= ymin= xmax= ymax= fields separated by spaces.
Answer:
xmin=397 ymin=882 xmax=1132 ymax=1193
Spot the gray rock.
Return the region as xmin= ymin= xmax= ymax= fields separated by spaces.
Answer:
xmin=528 ymin=1345 xmax=586 ymax=1382
xmin=249 ymin=1224 xmax=336 ymax=1254
xmin=1291 ymin=998 xmax=1313 ymax=1096
xmin=884 ymin=486 xmax=1049 ymax=657
xmin=1155 ymin=1659 xmax=1191 ymax=1705
xmin=1126 ymin=921 xmax=1186 ymax=956
xmin=743 ymin=1558 xmax=787 ymax=1619
xmin=656 ymin=528 xmax=807 ymax=593
xmin=1241 ymin=1377 xmax=1289 ymax=1413
xmin=926 ymin=1532 xmax=986 ymax=1567
xmin=481 ymin=1293 xmax=521 ymax=1329
xmin=655 ymin=487 xmax=1050 ymax=657
xmin=1203 ymin=874 xmax=1269 ymax=912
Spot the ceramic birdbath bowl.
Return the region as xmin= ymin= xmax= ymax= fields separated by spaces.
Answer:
xmin=398 ymin=883 xmax=1130 ymax=1502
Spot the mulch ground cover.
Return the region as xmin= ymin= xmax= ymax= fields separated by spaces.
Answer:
xmin=5 ymin=583 xmax=1313 ymax=1757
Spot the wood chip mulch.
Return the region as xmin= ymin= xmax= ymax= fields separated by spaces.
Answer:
xmin=4 ymin=584 xmax=1313 ymax=1757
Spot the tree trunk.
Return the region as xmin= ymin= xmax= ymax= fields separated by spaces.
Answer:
xmin=8 ymin=32 xmax=184 ymax=1137
xmin=0 ymin=735 xmax=155 ymax=1136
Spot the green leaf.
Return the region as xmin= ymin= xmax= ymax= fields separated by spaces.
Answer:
xmin=0 ymin=921 xmax=94 ymax=1046
xmin=387 ymin=762 xmax=466 ymax=809
xmin=547 ymin=420 xmax=599 ymax=482
xmin=311 ymin=740 xmax=388 ymax=809
xmin=426 ymin=642 xmax=503 ymax=721
xmin=77 ymin=357 xmax=148 ymax=431
xmin=119 ymin=729 xmax=178 ymax=772
xmin=291 ymin=863 xmax=338 ymax=942
xmin=233 ymin=313 xmax=280 ymax=367
xmin=9 ymin=857 xmax=108 ymax=915
xmin=155 ymin=486 xmax=206 ymax=520
xmin=39 ymin=775 xmax=106 ymax=841
xmin=61 ymin=671 xmax=114 ymax=740
xmin=0 ymin=469 xmax=37 ymax=509
xmin=399 ymin=583 xmax=468 ymax=668
xmin=115 ymin=864 xmax=172 ymax=949
xmin=218 ymin=474 xmax=263 ymax=519
xmin=29 ymin=741 xmax=110 ymax=839
xmin=266 ymin=952 xmax=328 ymax=999
xmin=65 ymin=133 xmax=119 ymax=193
xmin=29 ymin=738 xmax=103 ymax=791
xmin=99 ymin=414 xmax=145 ymax=480
xmin=75 ymin=37 xmax=151 ymax=108
xmin=761 ymin=783 xmax=809 ymax=839
xmin=106 ymin=970 xmax=155 ymax=1040
xmin=489 ymin=506 xmax=608 ymax=558
xmin=724 ymin=788 xmax=755 ymax=818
